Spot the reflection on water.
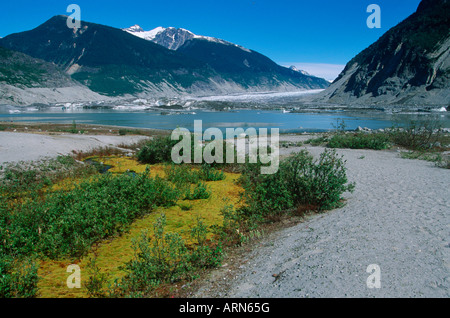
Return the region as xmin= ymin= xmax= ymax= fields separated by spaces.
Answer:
xmin=0 ymin=108 xmax=449 ymax=132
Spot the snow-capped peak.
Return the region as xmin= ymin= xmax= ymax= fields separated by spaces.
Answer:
xmin=125 ymin=24 xmax=144 ymax=33
xmin=123 ymin=25 xmax=252 ymax=53
xmin=124 ymin=25 xmax=166 ymax=41
xmin=289 ymin=65 xmax=310 ymax=76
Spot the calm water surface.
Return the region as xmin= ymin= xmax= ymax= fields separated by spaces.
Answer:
xmin=1 ymin=108 xmax=449 ymax=132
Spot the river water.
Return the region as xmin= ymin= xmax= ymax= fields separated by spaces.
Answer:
xmin=1 ymin=108 xmax=449 ymax=133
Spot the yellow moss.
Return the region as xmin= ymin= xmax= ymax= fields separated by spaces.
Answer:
xmin=36 ymin=157 xmax=243 ymax=298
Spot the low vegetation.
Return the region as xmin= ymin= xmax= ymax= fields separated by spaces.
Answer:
xmin=238 ymin=149 xmax=354 ymax=222
xmin=303 ymin=118 xmax=449 ymax=168
xmin=327 ymin=133 xmax=391 ymax=150
xmin=1 ymin=134 xmax=355 ymax=298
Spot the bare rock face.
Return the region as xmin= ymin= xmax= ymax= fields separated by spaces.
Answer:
xmin=151 ymin=28 xmax=196 ymax=50
xmin=317 ymin=0 xmax=450 ymax=107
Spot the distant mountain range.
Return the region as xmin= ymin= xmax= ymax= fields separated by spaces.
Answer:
xmin=123 ymin=25 xmax=258 ymax=51
xmin=0 ymin=16 xmax=328 ymax=105
xmin=1 ymin=0 xmax=447 ymax=107
xmin=316 ymin=0 xmax=450 ymax=106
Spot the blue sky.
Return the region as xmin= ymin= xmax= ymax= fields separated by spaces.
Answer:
xmin=0 ymin=0 xmax=421 ymax=80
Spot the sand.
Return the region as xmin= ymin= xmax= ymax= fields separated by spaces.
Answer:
xmin=193 ymin=136 xmax=450 ymax=298
xmin=0 ymin=131 xmax=149 ymax=164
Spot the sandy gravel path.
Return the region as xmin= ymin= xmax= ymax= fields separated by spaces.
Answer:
xmin=0 ymin=132 xmax=149 ymax=164
xmin=194 ymin=141 xmax=450 ymax=298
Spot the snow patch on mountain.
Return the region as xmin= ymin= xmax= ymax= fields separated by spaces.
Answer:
xmin=123 ymin=25 xmax=252 ymax=53
xmin=123 ymin=25 xmax=166 ymax=41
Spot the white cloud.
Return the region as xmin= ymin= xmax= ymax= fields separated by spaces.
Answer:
xmin=281 ymin=62 xmax=346 ymax=82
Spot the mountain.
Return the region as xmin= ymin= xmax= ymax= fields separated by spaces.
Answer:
xmin=0 ymin=16 xmax=219 ymax=97
xmin=176 ymin=38 xmax=328 ymax=90
xmin=0 ymin=16 xmax=328 ymax=100
xmin=124 ymin=25 xmax=329 ymax=91
xmin=123 ymin=25 xmax=252 ymax=51
xmin=289 ymin=65 xmax=310 ymax=76
xmin=124 ymin=25 xmax=196 ymax=50
xmin=316 ymin=0 xmax=450 ymax=106
xmin=0 ymin=46 xmax=105 ymax=105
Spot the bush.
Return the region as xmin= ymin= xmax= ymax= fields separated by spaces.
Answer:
xmin=1 ymin=168 xmax=179 ymax=259
xmin=164 ymin=164 xmax=200 ymax=186
xmin=327 ymin=133 xmax=391 ymax=150
xmin=388 ymin=118 xmax=445 ymax=151
xmin=178 ymin=202 xmax=193 ymax=211
xmin=164 ymin=164 xmax=225 ymax=187
xmin=0 ymin=256 xmax=39 ymax=298
xmin=282 ymin=149 xmax=355 ymax=210
xmin=214 ymin=204 xmax=249 ymax=245
xmin=304 ymin=135 xmax=330 ymax=146
xmin=85 ymin=257 xmax=110 ymax=298
xmin=137 ymin=136 xmax=179 ymax=164
xmin=199 ymin=164 xmax=225 ymax=181
xmin=137 ymin=136 xmax=238 ymax=171
xmin=184 ymin=182 xmax=211 ymax=200
xmin=238 ymin=149 xmax=355 ymax=221
xmin=111 ymin=214 xmax=191 ymax=297
xmin=110 ymin=214 xmax=222 ymax=297
xmin=122 ymin=235 xmax=188 ymax=295
xmin=239 ymin=162 xmax=294 ymax=218
xmin=0 ymin=156 xmax=96 ymax=198
xmin=189 ymin=218 xmax=223 ymax=269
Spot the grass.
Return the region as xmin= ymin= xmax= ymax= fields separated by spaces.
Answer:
xmin=400 ymin=151 xmax=450 ymax=169
xmin=33 ymin=158 xmax=243 ymax=298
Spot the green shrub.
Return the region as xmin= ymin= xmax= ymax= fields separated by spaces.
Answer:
xmin=199 ymin=164 xmax=225 ymax=181
xmin=238 ymin=149 xmax=354 ymax=221
xmin=387 ymin=118 xmax=444 ymax=151
xmin=401 ymin=151 xmax=450 ymax=169
xmin=212 ymin=204 xmax=248 ymax=245
xmin=0 ymin=256 xmax=39 ymax=298
xmin=110 ymin=214 xmax=222 ymax=297
xmin=178 ymin=202 xmax=193 ymax=211
xmin=0 ymin=156 xmax=96 ymax=198
xmin=1 ymin=168 xmax=179 ymax=259
xmin=184 ymin=182 xmax=211 ymax=200
xmin=85 ymin=257 xmax=109 ymax=298
xmin=69 ymin=120 xmax=78 ymax=134
xmin=189 ymin=218 xmax=223 ymax=269
xmin=327 ymin=133 xmax=391 ymax=150
xmin=137 ymin=136 xmax=180 ymax=164
xmin=137 ymin=135 xmax=239 ymax=170
xmin=304 ymin=135 xmax=329 ymax=146
xmin=239 ymin=162 xmax=294 ymax=218
xmin=164 ymin=164 xmax=200 ymax=186
xmin=112 ymin=214 xmax=191 ymax=297
xmin=283 ymin=149 xmax=355 ymax=210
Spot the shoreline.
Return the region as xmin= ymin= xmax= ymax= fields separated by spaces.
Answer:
xmin=0 ymin=121 xmax=171 ymax=136
xmin=0 ymin=128 xmax=155 ymax=164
